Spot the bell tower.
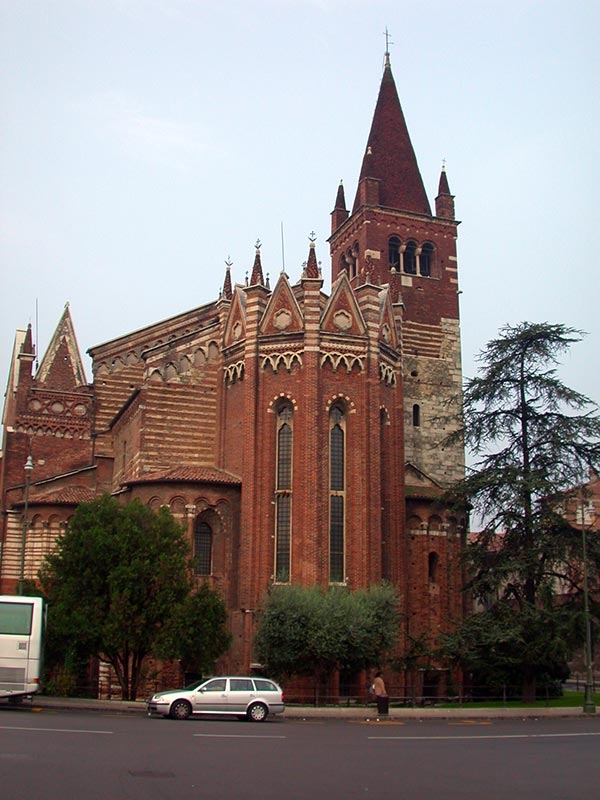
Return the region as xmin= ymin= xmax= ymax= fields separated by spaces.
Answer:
xmin=329 ymin=52 xmax=463 ymax=494
xmin=329 ymin=51 xmax=466 ymax=656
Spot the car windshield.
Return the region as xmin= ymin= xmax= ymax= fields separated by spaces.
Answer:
xmin=183 ymin=680 xmax=205 ymax=691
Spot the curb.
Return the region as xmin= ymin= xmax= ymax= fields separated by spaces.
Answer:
xmin=24 ymin=696 xmax=597 ymax=720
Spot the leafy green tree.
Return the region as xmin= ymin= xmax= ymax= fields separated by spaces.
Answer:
xmin=254 ymin=583 xmax=399 ymax=696
xmin=39 ymin=495 xmax=211 ymax=699
xmin=440 ymin=601 xmax=571 ymax=699
xmin=445 ymin=322 xmax=600 ymax=701
xmin=153 ymin=581 xmax=231 ymax=679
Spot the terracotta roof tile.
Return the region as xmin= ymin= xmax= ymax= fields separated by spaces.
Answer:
xmin=125 ymin=466 xmax=241 ymax=486
xmin=29 ymin=486 xmax=96 ymax=506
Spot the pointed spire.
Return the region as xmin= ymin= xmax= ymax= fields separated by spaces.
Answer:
xmin=21 ymin=323 xmax=34 ymax=358
xmin=334 ymin=180 xmax=347 ymax=212
xmin=305 ymin=232 xmax=320 ymax=279
xmin=222 ymin=258 xmax=233 ymax=300
xmin=438 ymin=162 xmax=451 ymax=195
xmin=435 ymin=162 xmax=455 ymax=219
xmin=331 ymin=179 xmax=349 ymax=233
xmin=352 ymin=57 xmax=431 ymax=216
xmin=250 ymin=239 xmax=264 ymax=286
xmin=17 ymin=322 xmax=36 ymax=385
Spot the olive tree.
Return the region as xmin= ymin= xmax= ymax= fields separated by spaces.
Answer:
xmin=254 ymin=583 xmax=399 ymax=697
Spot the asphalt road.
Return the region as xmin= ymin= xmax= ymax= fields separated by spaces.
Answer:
xmin=1 ymin=706 xmax=599 ymax=799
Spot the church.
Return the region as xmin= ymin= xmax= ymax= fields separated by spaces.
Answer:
xmin=0 ymin=53 xmax=467 ymax=694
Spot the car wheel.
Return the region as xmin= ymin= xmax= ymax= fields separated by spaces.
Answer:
xmin=170 ymin=699 xmax=192 ymax=720
xmin=247 ymin=702 xmax=268 ymax=722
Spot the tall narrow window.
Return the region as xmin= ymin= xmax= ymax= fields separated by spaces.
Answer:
xmin=380 ymin=408 xmax=390 ymax=581
xmin=428 ymin=551 xmax=439 ymax=583
xmin=419 ymin=242 xmax=434 ymax=276
xmin=329 ymin=406 xmax=346 ymax=583
xmin=275 ymin=404 xmax=293 ymax=582
xmin=403 ymin=241 xmax=417 ymax=274
xmin=388 ymin=236 xmax=401 ymax=270
xmin=194 ymin=520 xmax=212 ymax=576
xmin=412 ymin=404 xmax=420 ymax=427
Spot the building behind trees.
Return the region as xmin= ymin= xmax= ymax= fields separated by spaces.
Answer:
xmin=0 ymin=53 xmax=466 ymax=699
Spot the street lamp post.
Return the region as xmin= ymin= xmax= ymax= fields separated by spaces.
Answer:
xmin=18 ymin=455 xmax=34 ymax=595
xmin=580 ymin=490 xmax=596 ymax=714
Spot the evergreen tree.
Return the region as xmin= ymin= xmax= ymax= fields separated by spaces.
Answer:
xmin=39 ymin=495 xmax=230 ymax=699
xmin=153 ymin=581 xmax=231 ymax=681
xmin=444 ymin=322 xmax=600 ymax=701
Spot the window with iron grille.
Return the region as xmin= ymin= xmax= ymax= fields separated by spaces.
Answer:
xmin=329 ymin=406 xmax=345 ymax=583
xmin=275 ymin=404 xmax=293 ymax=582
xmin=194 ymin=520 xmax=212 ymax=576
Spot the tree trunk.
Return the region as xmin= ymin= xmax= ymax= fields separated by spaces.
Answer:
xmin=522 ymin=666 xmax=536 ymax=704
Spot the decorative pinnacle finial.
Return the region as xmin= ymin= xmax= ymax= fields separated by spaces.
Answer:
xmin=384 ymin=27 xmax=392 ymax=65
xmin=442 ymin=158 xmax=447 ymax=172
xmin=255 ymin=238 xmax=262 ymax=251
xmin=225 ymin=255 xmax=233 ymax=268
xmin=309 ymin=231 xmax=317 ymax=243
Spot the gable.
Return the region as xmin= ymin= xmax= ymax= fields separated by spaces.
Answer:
xmin=36 ymin=304 xmax=87 ymax=389
xmin=223 ymin=286 xmax=247 ymax=347
xmin=321 ymin=271 xmax=367 ymax=337
xmin=259 ymin=273 xmax=304 ymax=335
xmin=378 ymin=286 xmax=400 ymax=350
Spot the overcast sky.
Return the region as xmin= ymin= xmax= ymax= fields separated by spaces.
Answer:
xmin=1 ymin=0 xmax=599 ymax=429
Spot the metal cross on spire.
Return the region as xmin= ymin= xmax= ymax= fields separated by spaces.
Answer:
xmin=384 ymin=26 xmax=393 ymax=65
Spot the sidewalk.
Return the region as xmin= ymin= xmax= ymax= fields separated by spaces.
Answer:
xmin=25 ymin=695 xmax=597 ymax=720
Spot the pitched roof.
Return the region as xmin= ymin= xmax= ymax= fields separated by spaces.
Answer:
xmin=124 ymin=466 xmax=241 ymax=486
xmin=353 ymin=58 xmax=431 ymax=216
xmin=27 ymin=486 xmax=96 ymax=506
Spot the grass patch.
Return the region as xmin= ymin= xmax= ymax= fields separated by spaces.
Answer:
xmin=438 ymin=691 xmax=600 ymax=709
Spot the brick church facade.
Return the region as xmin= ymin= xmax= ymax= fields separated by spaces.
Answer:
xmin=0 ymin=55 xmax=467 ymax=686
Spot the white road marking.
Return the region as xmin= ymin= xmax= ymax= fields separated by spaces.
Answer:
xmin=0 ymin=725 xmax=113 ymax=734
xmin=193 ymin=733 xmax=286 ymax=739
xmin=369 ymin=731 xmax=600 ymax=741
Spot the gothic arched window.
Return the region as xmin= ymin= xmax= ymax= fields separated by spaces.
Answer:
xmin=194 ymin=520 xmax=212 ymax=576
xmin=404 ymin=241 xmax=417 ymax=274
xmin=419 ymin=242 xmax=434 ymax=277
xmin=275 ymin=403 xmax=293 ymax=582
xmin=388 ymin=236 xmax=401 ymax=271
xmin=329 ymin=405 xmax=346 ymax=583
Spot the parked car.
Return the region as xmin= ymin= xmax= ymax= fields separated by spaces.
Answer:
xmin=147 ymin=676 xmax=285 ymax=722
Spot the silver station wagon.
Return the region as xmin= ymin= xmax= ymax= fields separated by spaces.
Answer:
xmin=147 ymin=676 xmax=285 ymax=722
